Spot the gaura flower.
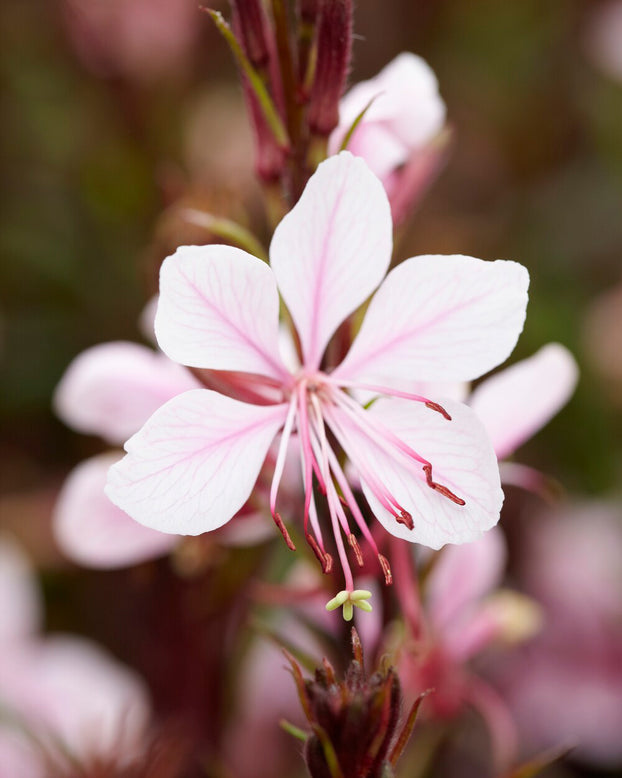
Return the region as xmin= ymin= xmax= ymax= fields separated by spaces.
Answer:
xmin=329 ymin=53 xmax=448 ymax=223
xmin=106 ymin=152 xmax=529 ymax=617
xmin=0 ymin=536 xmax=151 ymax=775
xmin=397 ymin=530 xmax=542 ymax=770
xmin=53 ymin=339 xmax=197 ymax=568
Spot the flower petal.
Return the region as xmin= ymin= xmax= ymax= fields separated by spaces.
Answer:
xmin=469 ymin=343 xmax=578 ymax=459
xmin=330 ymin=52 xmax=446 ymax=169
xmin=270 ymin=152 xmax=392 ymax=369
xmin=54 ymin=453 xmax=177 ymax=569
xmin=0 ymin=536 xmax=41 ymax=643
xmin=54 ymin=342 xmax=199 ymax=446
xmin=0 ymin=637 xmax=150 ymax=764
xmin=106 ymin=390 xmax=287 ymax=535
xmin=335 ymin=255 xmax=529 ymax=386
xmin=426 ymin=528 xmax=506 ymax=630
xmin=342 ymin=398 xmax=503 ymax=548
xmin=155 ymin=245 xmax=287 ymax=380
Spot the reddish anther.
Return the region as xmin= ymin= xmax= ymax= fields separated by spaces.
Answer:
xmin=424 ymin=400 xmax=452 ymax=421
xmin=378 ymin=554 xmax=393 ymax=585
xmin=396 ymin=510 xmax=414 ymax=530
xmin=306 ymin=532 xmax=333 ymax=573
xmin=348 ymin=534 xmax=364 ymax=566
xmin=272 ymin=511 xmax=296 ymax=551
xmin=423 ymin=464 xmax=466 ymax=506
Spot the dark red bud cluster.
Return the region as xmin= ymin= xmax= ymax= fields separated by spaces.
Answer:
xmin=219 ymin=0 xmax=354 ymax=197
xmin=307 ymin=0 xmax=353 ymax=137
xmin=287 ymin=629 xmax=426 ymax=778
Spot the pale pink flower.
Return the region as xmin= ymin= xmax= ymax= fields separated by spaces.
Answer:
xmin=329 ymin=53 xmax=448 ymax=223
xmin=62 ymin=0 xmax=198 ymax=83
xmin=496 ymin=503 xmax=622 ymax=768
xmin=0 ymin=537 xmax=151 ymax=776
xmin=53 ymin=340 xmax=197 ymax=567
xmin=584 ymin=1 xmax=622 ymax=82
xmin=397 ymin=530 xmax=541 ymax=769
xmin=106 ymin=152 xmax=529 ymax=617
xmin=469 ymin=342 xmax=578 ymax=493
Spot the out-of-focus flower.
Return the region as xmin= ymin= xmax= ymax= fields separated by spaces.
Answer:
xmin=584 ymin=1 xmax=622 ymax=81
xmin=583 ymin=280 xmax=622 ymax=406
xmin=62 ymin=0 xmax=198 ymax=83
xmin=106 ymin=152 xmax=529 ymax=616
xmin=53 ymin=340 xmax=196 ymax=568
xmin=493 ymin=503 xmax=622 ymax=768
xmin=329 ymin=53 xmax=448 ymax=224
xmin=0 ymin=536 xmax=151 ymax=776
xmin=469 ymin=343 xmax=578 ymax=494
xmin=396 ymin=530 xmax=541 ymax=769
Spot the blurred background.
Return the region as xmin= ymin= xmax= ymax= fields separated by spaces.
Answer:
xmin=1 ymin=0 xmax=621 ymax=776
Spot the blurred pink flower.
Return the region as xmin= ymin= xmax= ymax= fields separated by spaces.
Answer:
xmin=62 ymin=0 xmax=198 ymax=82
xmin=329 ymin=53 xmax=448 ymax=223
xmin=106 ymin=152 xmax=529 ymax=615
xmin=495 ymin=503 xmax=622 ymax=768
xmin=0 ymin=536 xmax=151 ymax=776
xmin=583 ymin=280 xmax=622 ymax=405
xmin=53 ymin=340 xmax=196 ymax=568
xmin=397 ymin=530 xmax=541 ymax=769
xmin=584 ymin=1 xmax=622 ymax=81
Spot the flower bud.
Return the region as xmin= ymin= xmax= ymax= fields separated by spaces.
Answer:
xmin=287 ymin=629 xmax=425 ymax=778
xmin=308 ymin=0 xmax=353 ymax=136
xmin=230 ymin=0 xmax=272 ymax=70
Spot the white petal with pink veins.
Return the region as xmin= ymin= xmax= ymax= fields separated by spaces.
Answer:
xmin=469 ymin=343 xmax=578 ymax=460
xmin=337 ymin=398 xmax=503 ymax=548
xmin=106 ymin=390 xmax=288 ymax=535
xmin=335 ymin=255 xmax=529 ymax=387
xmin=330 ymin=53 xmax=445 ymax=162
xmin=270 ymin=152 xmax=392 ymax=369
xmin=54 ymin=453 xmax=177 ymax=569
xmin=155 ymin=245 xmax=288 ymax=380
xmin=0 ymin=536 xmax=42 ymax=643
xmin=54 ymin=341 xmax=199 ymax=446
xmin=426 ymin=527 xmax=506 ymax=630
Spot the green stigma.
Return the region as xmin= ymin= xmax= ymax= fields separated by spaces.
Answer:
xmin=325 ymin=589 xmax=373 ymax=621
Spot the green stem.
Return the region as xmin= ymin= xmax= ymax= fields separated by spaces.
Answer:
xmin=180 ymin=208 xmax=268 ymax=261
xmin=206 ymin=10 xmax=289 ymax=149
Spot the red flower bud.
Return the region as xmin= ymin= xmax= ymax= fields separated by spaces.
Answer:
xmin=307 ymin=0 xmax=353 ymax=136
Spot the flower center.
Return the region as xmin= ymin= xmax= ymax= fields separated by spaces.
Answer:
xmin=269 ymin=371 xmax=465 ymax=618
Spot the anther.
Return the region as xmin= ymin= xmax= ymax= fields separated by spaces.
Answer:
xmin=423 ymin=464 xmax=466 ymax=506
xmin=378 ymin=553 xmax=393 ymax=586
xmin=272 ymin=512 xmax=297 ymax=551
xmin=425 ymin=401 xmax=452 ymax=421
xmin=306 ymin=532 xmax=333 ymax=573
xmin=396 ymin=510 xmax=414 ymax=530
xmin=348 ymin=534 xmax=364 ymax=566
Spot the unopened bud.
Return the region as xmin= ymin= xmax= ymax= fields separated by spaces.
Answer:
xmin=286 ymin=629 xmax=420 ymax=778
xmin=230 ymin=0 xmax=272 ymax=70
xmin=308 ymin=0 xmax=353 ymax=136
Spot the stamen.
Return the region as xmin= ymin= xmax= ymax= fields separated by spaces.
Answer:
xmin=328 ymin=377 xmax=452 ymax=420
xmin=396 ymin=510 xmax=414 ymax=530
xmin=272 ymin=512 xmax=296 ymax=551
xmin=334 ymin=390 xmax=430 ymax=468
xmin=306 ymin=531 xmax=333 ymax=573
xmin=348 ymin=533 xmax=364 ymax=566
xmin=424 ymin=401 xmax=452 ymax=420
xmin=270 ymin=393 xmax=298 ymax=517
xmin=423 ymin=464 xmax=466 ymax=506
xmin=378 ymin=554 xmax=393 ymax=585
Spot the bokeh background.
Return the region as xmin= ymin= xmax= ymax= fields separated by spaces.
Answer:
xmin=1 ymin=1 xmax=621 ymax=776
